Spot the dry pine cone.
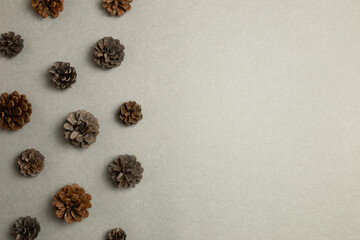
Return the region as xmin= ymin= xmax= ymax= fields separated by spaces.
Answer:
xmin=102 ymin=0 xmax=132 ymax=16
xmin=118 ymin=101 xmax=143 ymax=126
xmin=49 ymin=62 xmax=77 ymax=89
xmin=63 ymin=110 xmax=100 ymax=149
xmin=12 ymin=216 xmax=41 ymax=240
xmin=109 ymin=155 xmax=143 ymax=188
xmin=0 ymin=31 xmax=24 ymax=58
xmin=0 ymin=91 xmax=32 ymax=131
xmin=107 ymin=228 xmax=127 ymax=240
xmin=17 ymin=149 xmax=45 ymax=177
xmin=52 ymin=184 xmax=92 ymax=224
xmin=31 ymin=0 xmax=64 ymax=18
xmin=93 ymin=37 xmax=125 ymax=69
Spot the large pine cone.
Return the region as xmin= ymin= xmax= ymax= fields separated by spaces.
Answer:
xmin=0 ymin=91 xmax=32 ymax=131
xmin=93 ymin=37 xmax=125 ymax=69
xmin=0 ymin=31 xmax=24 ymax=58
xmin=17 ymin=149 xmax=45 ymax=177
xmin=109 ymin=155 xmax=144 ymax=188
xmin=31 ymin=0 xmax=64 ymax=18
xmin=63 ymin=110 xmax=100 ymax=149
xmin=107 ymin=228 xmax=127 ymax=240
xmin=118 ymin=101 xmax=143 ymax=126
xmin=102 ymin=0 xmax=132 ymax=16
xmin=52 ymin=184 xmax=92 ymax=224
xmin=12 ymin=216 xmax=41 ymax=240
xmin=49 ymin=62 xmax=77 ymax=89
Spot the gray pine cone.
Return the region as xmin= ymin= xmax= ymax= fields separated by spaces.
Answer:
xmin=12 ymin=216 xmax=41 ymax=240
xmin=49 ymin=62 xmax=77 ymax=89
xmin=109 ymin=155 xmax=143 ymax=188
xmin=93 ymin=37 xmax=125 ymax=69
xmin=0 ymin=31 xmax=24 ymax=58
xmin=107 ymin=228 xmax=127 ymax=240
xmin=17 ymin=149 xmax=45 ymax=177
xmin=63 ymin=110 xmax=100 ymax=149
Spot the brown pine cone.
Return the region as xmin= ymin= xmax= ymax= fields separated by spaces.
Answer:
xmin=52 ymin=184 xmax=92 ymax=224
xmin=102 ymin=0 xmax=133 ymax=16
xmin=0 ymin=31 xmax=24 ymax=58
xmin=107 ymin=228 xmax=127 ymax=240
xmin=118 ymin=101 xmax=143 ymax=126
xmin=12 ymin=216 xmax=41 ymax=240
xmin=93 ymin=37 xmax=125 ymax=69
xmin=31 ymin=0 xmax=64 ymax=18
xmin=109 ymin=155 xmax=144 ymax=188
xmin=63 ymin=110 xmax=100 ymax=149
xmin=0 ymin=91 xmax=32 ymax=131
xmin=49 ymin=62 xmax=77 ymax=89
xmin=17 ymin=149 xmax=45 ymax=177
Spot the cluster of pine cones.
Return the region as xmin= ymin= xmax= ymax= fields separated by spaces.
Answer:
xmin=4 ymin=1 xmax=145 ymax=240
xmin=30 ymin=0 xmax=134 ymax=18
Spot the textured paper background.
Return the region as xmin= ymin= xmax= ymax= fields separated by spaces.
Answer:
xmin=1 ymin=1 xmax=360 ymax=239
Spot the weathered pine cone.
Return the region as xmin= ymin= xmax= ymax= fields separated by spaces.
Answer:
xmin=109 ymin=155 xmax=144 ymax=188
xmin=107 ymin=228 xmax=127 ymax=240
xmin=52 ymin=183 xmax=92 ymax=224
xmin=102 ymin=0 xmax=132 ymax=16
xmin=12 ymin=216 xmax=41 ymax=240
xmin=49 ymin=62 xmax=77 ymax=89
xmin=31 ymin=0 xmax=64 ymax=18
xmin=93 ymin=37 xmax=125 ymax=69
xmin=63 ymin=110 xmax=100 ymax=149
xmin=118 ymin=101 xmax=143 ymax=126
xmin=0 ymin=31 xmax=24 ymax=58
xmin=17 ymin=149 xmax=45 ymax=177
xmin=0 ymin=91 xmax=32 ymax=131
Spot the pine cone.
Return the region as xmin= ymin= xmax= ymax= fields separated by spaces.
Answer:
xmin=17 ymin=149 xmax=45 ymax=177
xmin=93 ymin=37 xmax=125 ymax=69
xmin=52 ymin=183 xmax=92 ymax=224
xmin=0 ymin=91 xmax=32 ymax=131
xmin=49 ymin=62 xmax=77 ymax=89
xmin=12 ymin=216 xmax=41 ymax=240
xmin=109 ymin=155 xmax=144 ymax=188
xmin=31 ymin=0 xmax=64 ymax=18
xmin=102 ymin=0 xmax=133 ymax=16
xmin=0 ymin=31 xmax=24 ymax=58
xmin=63 ymin=110 xmax=100 ymax=149
xmin=107 ymin=228 xmax=127 ymax=240
xmin=118 ymin=101 xmax=143 ymax=126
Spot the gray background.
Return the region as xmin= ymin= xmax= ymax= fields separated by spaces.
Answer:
xmin=1 ymin=0 xmax=360 ymax=239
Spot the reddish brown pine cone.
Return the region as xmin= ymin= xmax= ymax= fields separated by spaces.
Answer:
xmin=17 ymin=149 xmax=45 ymax=177
xmin=0 ymin=91 xmax=32 ymax=131
xmin=102 ymin=0 xmax=132 ymax=16
xmin=52 ymin=184 xmax=92 ymax=224
xmin=118 ymin=101 xmax=143 ymax=126
xmin=31 ymin=0 xmax=64 ymax=18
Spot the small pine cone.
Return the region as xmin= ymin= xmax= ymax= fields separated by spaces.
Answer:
xmin=93 ymin=37 xmax=125 ymax=69
xmin=52 ymin=184 xmax=92 ymax=224
xmin=12 ymin=216 xmax=41 ymax=240
xmin=118 ymin=101 xmax=143 ymax=126
xmin=102 ymin=0 xmax=133 ymax=16
xmin=63 ymin=110 xmax=100 ymax=149
xmin=0 ymin=31 xmax=24 ymax=58
xmin=31 ymin=0 xmax=64 ymax=18
xmin=49 ymin=62 xmax=77 ymax=89
xmin=0 ymin=91 xmax=32 ymax=131
xmin=107 ymin=228 xmax=127 ymax=240
xmin=109 ymin=155 xmax=144 ymax=188
xmin=17 ymin=149 xmax=45 ymax=177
